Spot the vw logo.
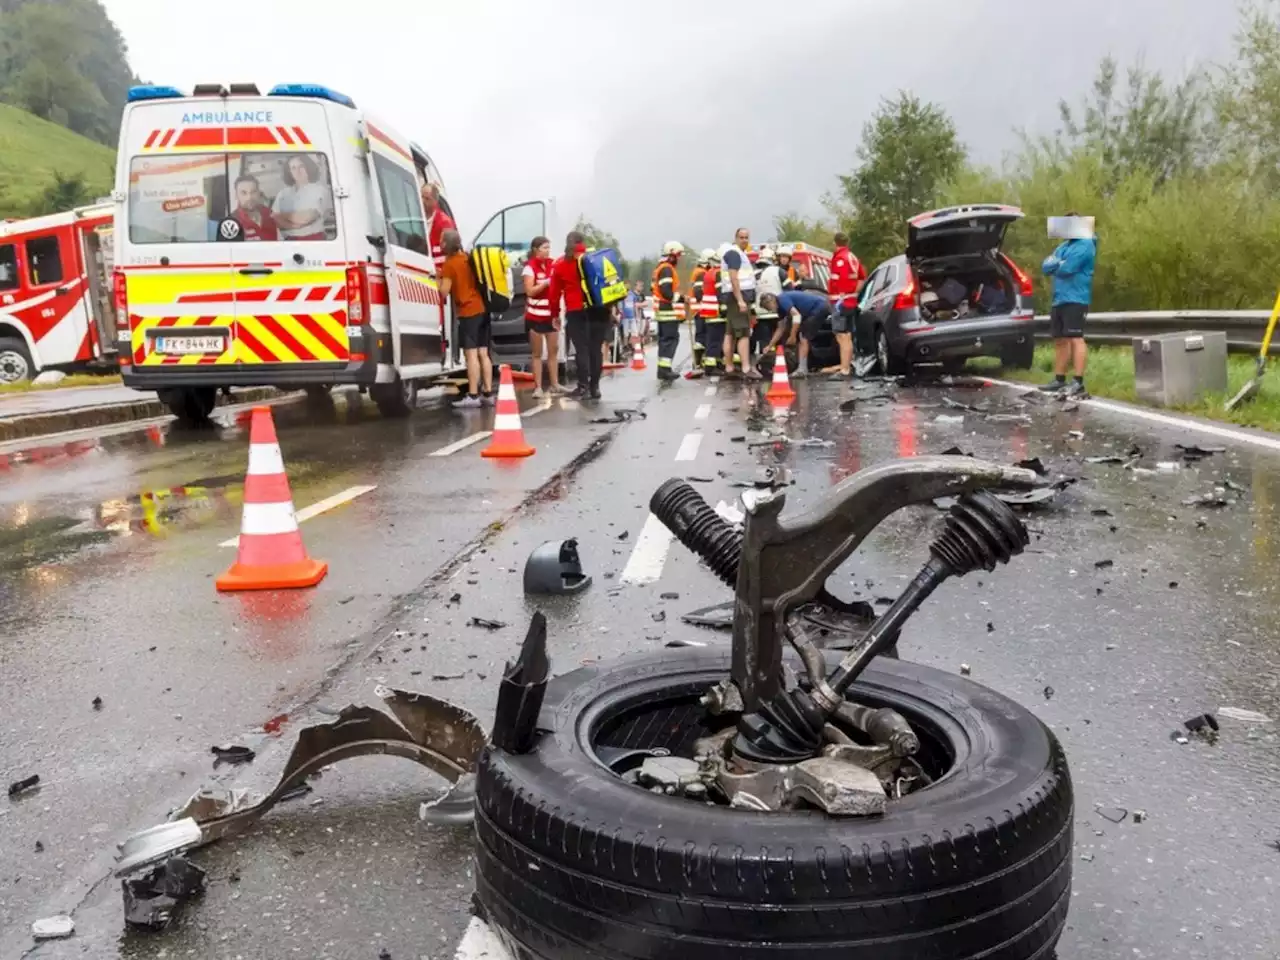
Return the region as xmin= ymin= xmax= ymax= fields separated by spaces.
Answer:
xmin=217 ymin=218 xmax=242 ymax=241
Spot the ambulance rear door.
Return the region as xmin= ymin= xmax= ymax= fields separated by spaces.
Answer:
xmin=469 ymin=199 xmax=556 ymax=370
xmin=121 ymin=95 xmax=237 ymax=373
xmin=363 ymin=119 xmax=444 ymax=378
xmin=220 ymin=94 xmax=351 ymax=373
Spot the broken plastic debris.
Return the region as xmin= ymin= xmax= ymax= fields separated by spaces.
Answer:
xmin=210 ymin=744 xmax=255 ymax=766
xmin=92 ymin=696 xmax=103 ymax=710
xmin=1015 ymin=457 xmax=1048 ymax=476
xmin=116 ymin=691 xmax=489 ymax=873
xmin=940 ymin=446 xmax=973 ymax=457
xmin=959 ymin=663 xmax=972 ymax=676
xmin=1218 ymin=707 xmax=1272 ymax=724
xmin=714 ymin=500 xmax=745 ymax=524
xmin=31 ymin=915 xmax=74 ymax=940
xmin=660 ymin=592 xmax=680 ymax=600
xmin=1085 ymin=455 xmax=1127 ymax=465
xmin=933 ymin=414 xmax=965 ymax=425
xmin=1095 ymin=805 xmax=1128 ymax=824
xmin=1094 ymin=559 xmax=1114 ymax=570
xmin=122 ymin=856 xmax=206 ymax=931
xmin=665 ymin=639 xmax=708 ymax=648
xmin=1067 ymin=430 xmax=1085 ymax=440
xmin=1176 ymin=443 xmax=1226 ymax=461
xmin=1155 ymin=461 xmax=1182 ymax=473
xmin=1043 ymin=686 xmax=1055 ymax=700
xmin=492 ymin=612 xmax=550 ymax=755
xmin=1132 ymin=810 xmax=1147 ymax=823
xmin=468 ymin=616 xmax=507 ymax=630
xmin=1183 ymin=713 xmax=1220 ymax=738
xmin=8 ymin=774 xmax=39 ymax=797
xmin=1182 ymin=490 xmax=1235 ymax=508
xmin=171 ymin=788 xmax=256 ymax=823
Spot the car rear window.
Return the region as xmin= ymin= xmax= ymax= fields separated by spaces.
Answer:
xmin=128 ymin=152 xmax=337 ymax=244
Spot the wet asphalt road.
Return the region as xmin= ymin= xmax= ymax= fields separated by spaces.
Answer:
xmin=6 ymin=342 xmax=1280 ymax=959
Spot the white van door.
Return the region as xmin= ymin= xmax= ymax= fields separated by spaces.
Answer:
xmin=467 ymin=199 xmax=555 ymax=368
xmin=364 ymin=128 xmax=443 ymax=378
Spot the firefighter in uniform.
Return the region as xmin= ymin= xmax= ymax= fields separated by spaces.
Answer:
xmin=652 ymin=241 xmax=685 ymax=381
xmin=752 ymin=246 xmax=783 ymax=362
xmin=700 ymin=247 xmax=726 ymax=373
xmin=686 ymin=249 xmax=714 ymax=376
xmin=777 ymin=244 xmax=802 ymax=291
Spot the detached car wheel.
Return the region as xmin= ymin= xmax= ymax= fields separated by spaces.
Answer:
xmin=474 ymin=647 xmax=1073 ymax=960
xmin=372 ymin=375 xmax=416 ymax=418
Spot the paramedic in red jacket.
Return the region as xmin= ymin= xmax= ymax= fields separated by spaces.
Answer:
xmin=549 ymin=231 xmax=608 ymax=400
xmin=523 ymin=236 xmax=563 ymax=398
xmin=420 ymin=182 xmax=456 ymax=273
xmin=828 ymin=232 xmax=866 ymax=378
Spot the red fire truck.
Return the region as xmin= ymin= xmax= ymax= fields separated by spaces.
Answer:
xmin=0 ymin=203 xmax=119 ymax=382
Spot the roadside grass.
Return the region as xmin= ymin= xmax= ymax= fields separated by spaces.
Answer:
xmin=969 ymin=345 xmax=1280 ymax=433
xmin=0 ymin=373 xmax=122 ymax=394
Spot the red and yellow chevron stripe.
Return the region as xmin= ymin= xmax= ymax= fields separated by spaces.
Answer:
xmin=125 ymin=269 xmax=351 ymax=365
xmin=141 ymin=125 xmax=315 ymax=153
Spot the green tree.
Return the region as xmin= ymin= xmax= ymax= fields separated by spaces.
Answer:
xmin=28 ymin=171 xmax=95 ymax=215
xmin=0 ymin=0 xmax=136 ymax=145
xmin=1040 ymin=56 xmax=1209 ymax=189
xmin=824 ymin=92 xmax=967 ymax=265
xmin=1216 ymin=0 xmax=1280 ymax=187
xmin=772 ymin=211 xmax=835 ymax=249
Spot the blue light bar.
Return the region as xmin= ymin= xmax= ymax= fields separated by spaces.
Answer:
xmin=127 ymin=85 xmax=184 ymax=103
xmin=267 ymin=84 xmax=355 ymax=108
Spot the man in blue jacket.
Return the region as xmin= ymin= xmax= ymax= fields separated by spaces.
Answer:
xmin=1040 ymin=215 xmax=1098 ymax=397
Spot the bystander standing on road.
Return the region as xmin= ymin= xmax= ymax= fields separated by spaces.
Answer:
xmin=720 ymin=227 xmax=761 ymax=379
xmin=523 ymin=236 xmax=562 ymax=398
xmin=828 ymin=232 xmax=866 ymax=379
xmin=438 ymin=229 xmax=493 ymax=408
xmin=1040 ymin=213 xmax=1098 ymax=398
xmin=549 ymin=231 xmax=608 ymax=400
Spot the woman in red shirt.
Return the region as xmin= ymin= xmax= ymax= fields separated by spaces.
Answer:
xmin=523 ymin=236 xmax=562 ymax=397
xmin=548 ymin=230 xmax=608 ymax=400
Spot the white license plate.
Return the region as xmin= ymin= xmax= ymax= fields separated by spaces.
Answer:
xmin=154 ymin=335 xmax=225 ymax=356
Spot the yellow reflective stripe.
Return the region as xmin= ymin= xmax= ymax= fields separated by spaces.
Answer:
xmin=236 ymin=315 xmax=298 ymax=362
xmin=272 ymin=314 xmax=330 ymax=359
xmin=311 ymin=311 xmax=349 ymax=347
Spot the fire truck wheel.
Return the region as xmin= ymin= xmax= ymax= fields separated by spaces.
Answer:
xmin=0 ymin=337 xmax=33 ymax=383
xmin=162 ymin=387 xmax=217 ymax=425
xmin=474 ymin=647 xmax=1072 ymax=960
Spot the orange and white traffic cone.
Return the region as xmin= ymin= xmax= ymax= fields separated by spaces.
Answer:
xmin=765 ymin=346 xmax=797 ymax=401
xmin=481 ymin=365 xmax=536 ymax=459
xmin=216 ymin=406 xmax=327 ymax=591
xmin=630 ymin=339 xmax=647 ymax=371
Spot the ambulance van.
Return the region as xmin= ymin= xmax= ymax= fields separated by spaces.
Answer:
xmin=114 ymin=82 xmax=557 ymax=421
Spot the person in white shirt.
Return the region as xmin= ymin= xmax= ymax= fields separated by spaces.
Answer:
xmin=272 ymin=155 xmax=332 ymax=241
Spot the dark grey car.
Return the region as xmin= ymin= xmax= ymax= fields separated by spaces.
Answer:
xmin=855 ymin=204 xmax=1038 ymax=375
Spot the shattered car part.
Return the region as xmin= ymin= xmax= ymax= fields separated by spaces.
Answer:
xmin=8 ymin=774 xmax=39 ymax=797
xmin=31 ymin=915 xmax=75 ymax=940
xmin=491 ymin=612 xmax=550 ymax=754
xmin=733 ymin=488 xmax=1030 ymax=765
xmin=116 ymin=688 xmax=487 ymax=874
xmin=523 ymin=539 xmax=592 ymax=595
xmin=122 ymin=856 xmax=206 ymax=931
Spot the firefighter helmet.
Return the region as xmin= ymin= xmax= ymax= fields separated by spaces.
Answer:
xmin=756 ymin=245 xmax=776 ymax=262
xmin=700 ymin=248 xmax=716 ymax=265
xmin=777 ymin=243 xmax=794 ymax=258
xmin=662 ymin=241 xmax=685 ymax=257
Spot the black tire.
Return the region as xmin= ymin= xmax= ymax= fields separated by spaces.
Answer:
xmin=876 ymin=327 xmax=907 ymax=377
xmin=475 ymin=648 xmax=1072 ymax=960
xmin=163 ymin=387 xmax=217 ymax=424
xmin=303 ymin=384 xmax=333 ymax=400
xmin=1001 ymin=340 xmax=1036 ymax=370
xmin=371 ymin=376 xmax=416 ymax=418
xmin=0 ymin=335 xmax=34 ymax=383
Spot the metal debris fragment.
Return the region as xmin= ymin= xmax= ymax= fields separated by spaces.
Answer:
xmin=1184 ymin=713 xmax=1220 ymax=739
xmin=468 ymin=617 xmax=507 ymax=630
xmin=122 ymin=856 xmax=206 ymax=931
xmin=210 ymin=745 xmax=254 ymax=766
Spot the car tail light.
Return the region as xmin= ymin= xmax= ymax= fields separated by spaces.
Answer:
xmin=1002 ymin=254 xmax=1034 ymax=298
xmin=893 ymin=268 xmax=917 ymax=310
xmin=113 ymin=268 xmax=128 ymax=318
xmin=345 ymin=265 xmax=369 ymax=323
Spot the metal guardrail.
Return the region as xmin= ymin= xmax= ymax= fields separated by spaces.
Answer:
xmin=1033 ymin=311 xmax=1277 ymax=355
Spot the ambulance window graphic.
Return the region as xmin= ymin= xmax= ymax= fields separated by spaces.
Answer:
xmin=128 ymin=152 xmax=337 ymax=244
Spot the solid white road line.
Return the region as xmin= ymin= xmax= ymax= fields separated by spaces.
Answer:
xmin=620 ymin=512 xmax=676 ymax=585
xmin=704 ymin=385 xmax=718 ymax=397
xmin=220 ymin=484 xmax=377 ymax=547
xmin=454 ymin=916 xmax=512 ymax=959
xmin=675 ymin=432 xmax=703 ymax=461
xmin=694 ymin=403 xmax=712 ymax=420
xmin=982 ymin=376 xmax=1280 ymax=454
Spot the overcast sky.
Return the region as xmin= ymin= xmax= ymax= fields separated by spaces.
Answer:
xmin=103 ymin=0 xmax=1238 ymax=254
